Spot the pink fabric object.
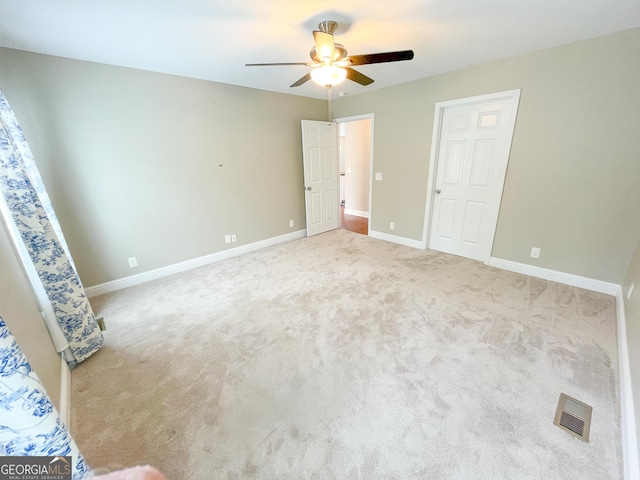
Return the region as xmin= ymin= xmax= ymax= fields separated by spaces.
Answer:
xmin=94 ymin=466 xmax=167 ymax=480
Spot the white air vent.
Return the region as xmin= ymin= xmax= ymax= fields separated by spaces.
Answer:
xmin=554 ymin=393 xmax=592 ymax=442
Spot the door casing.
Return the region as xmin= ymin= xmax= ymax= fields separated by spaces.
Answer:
xmin=335 ymin=113 xmax=375 ymax=234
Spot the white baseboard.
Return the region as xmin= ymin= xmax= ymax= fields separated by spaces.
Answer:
xmin=487 ymin=257 xmax=621 ymax=296
xmin=86 ymin=229 xmax=307 ymax=297
xmin=616 ymin=291 xmax=640 ymax=480
xmin=59 ymin=356 xmax=71 ymax=429
xmin=344 ymin=208 xmax=369 ymax=218
xmin=368 ymin=230 xmax=425 ymax=249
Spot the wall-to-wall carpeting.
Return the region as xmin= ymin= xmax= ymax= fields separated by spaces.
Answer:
xmin=73 ymin=230 xmax=621 ymax=479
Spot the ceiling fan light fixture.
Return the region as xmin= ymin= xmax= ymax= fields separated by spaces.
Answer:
xmin=245 ymin=20 xmax=415 ymax=90
xmin=310 ymin=65 xmax=347 ymax=87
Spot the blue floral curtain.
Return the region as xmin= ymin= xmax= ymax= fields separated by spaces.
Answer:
xmin=0 ymin=316 xmax=91 ymax=480
xmin=0 ymin=90 xmax=103 ymax=367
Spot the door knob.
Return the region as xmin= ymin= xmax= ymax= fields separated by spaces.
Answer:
xmin=435 ymin=189 xmax=441 ymax=194
xmin=306 ymin=186 xmax=312 ymax=191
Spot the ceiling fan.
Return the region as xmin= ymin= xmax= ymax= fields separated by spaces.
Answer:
xmin=245 ymin=20 xmax=414 ymax=88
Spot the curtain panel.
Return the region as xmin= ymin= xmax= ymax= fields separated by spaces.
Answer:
xmin=0 ymin=316 xmax=91 ymax=479
xmin=0 ymin=91 xmax=103 ymax=367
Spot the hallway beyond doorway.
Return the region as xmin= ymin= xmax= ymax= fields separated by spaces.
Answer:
xmin=340 ymin=206 xmax=368 ymax=235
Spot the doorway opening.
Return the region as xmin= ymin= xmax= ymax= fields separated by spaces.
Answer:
xmin=340 ymin=206 xmax=368 ymax=235
xmin=335 ymin=114 xmax=374 ymax=236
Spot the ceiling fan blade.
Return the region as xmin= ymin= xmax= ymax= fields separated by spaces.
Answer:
xmin=290 ymin=73 xmax=312 ymax=88
xmin=345 ymin=67 xmax=374 ymax=86
xmin=245 ymin=62 xmax=308 ymax=66
xmin=345 ymin=50 xmax=414 ymax=66
xmin=313 ymin=30 xmax=335 ymax=63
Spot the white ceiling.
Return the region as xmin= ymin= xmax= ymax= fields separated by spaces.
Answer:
xmin=1 ymin=0 xmax=639 ymax=100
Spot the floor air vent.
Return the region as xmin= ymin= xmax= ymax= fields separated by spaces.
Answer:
xmin=554 ymin=393 xmax=592 ymax=442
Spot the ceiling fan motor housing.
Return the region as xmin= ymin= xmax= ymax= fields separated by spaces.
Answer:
xmin=318 ymin=21 xmax=338 ymax=35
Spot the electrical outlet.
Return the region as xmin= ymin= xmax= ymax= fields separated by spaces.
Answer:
xmin=390 ymin=221 xmax=395 ymax=230
xmin=128 ymin=257 xmax=138 ymax=268
xmin=225 ymin=234 xmax=231 ymax=244
xmin=375 ymin=172 xmax=382 ymax=181
xmin=231 ymin=234 xmax=237 ymax=243
xmin=530 ymin=247 xmax=541 ymax=259
xmin=628 ymin=282 xmax=635 ymax=300
xmin=289 ymin=219 xmax=294 ymax=228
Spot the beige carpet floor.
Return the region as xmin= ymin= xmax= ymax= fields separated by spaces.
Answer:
xmin=72 ymin=229 xmax=622 ymax=479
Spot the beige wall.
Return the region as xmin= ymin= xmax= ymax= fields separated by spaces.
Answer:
xmin=0 ymin=218 xmax=62 ymax=408
xmin=343 ymin=119 xmax=371 ymax=215
xmin=2 ymin=30 xmax=637 ymax=286
xmin=1 ymin=28 xmax=639 ymax=410
xmin=623 ymin=240 xmax=640 ymax=452
xmin=333 ymin=27 xmax=640 ymax=284
xmin=0 ymin=47 xmax=326 ymax=286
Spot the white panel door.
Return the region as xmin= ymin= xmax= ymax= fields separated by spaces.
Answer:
xmin=302 ymin=120 xmax=339 ymax=236
xmin=428 ymin=91 xmax=520 ymax=261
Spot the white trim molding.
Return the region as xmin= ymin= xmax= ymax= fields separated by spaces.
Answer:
xmin=616 ymin=291 xmax=640 ymax=480
xmin=86 ymin=229 xmax=307 ymax=297
xmin=59 ymin=356 xmax=71 ymax=429
xmin=344 ymin=208 xmax=369 ymax=218
xmin=369 ymin=230 xmax=425 ymax=250
xmin=487 ymin=257 xmax=621 ymax=296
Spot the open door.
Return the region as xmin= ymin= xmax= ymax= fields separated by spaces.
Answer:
xmin=301 ymin=120 xmax=339 ymax=236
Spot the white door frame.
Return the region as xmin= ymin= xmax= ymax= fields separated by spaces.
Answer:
xmin=334 ymin=113 xmax=375 ymax=234
xmin=421 ymin=89 xmax=521 ymax=262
